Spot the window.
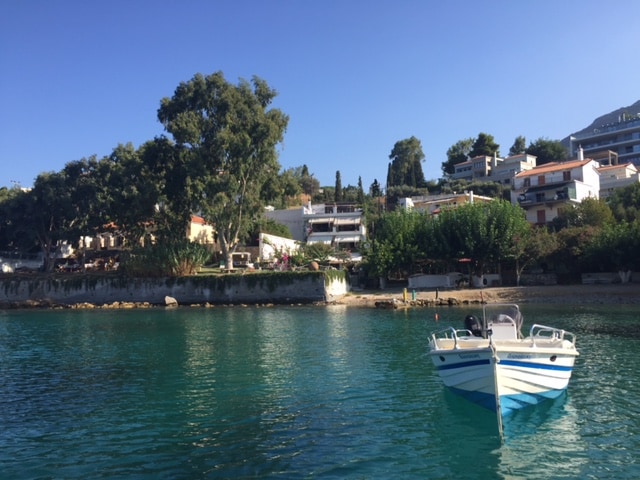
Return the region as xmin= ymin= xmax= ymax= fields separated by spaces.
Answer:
xmin=523 ymin=178 xmax=531 ymax=187
xmin=538 ymin=175 xmax=545 ymax=185
xmin=563 ymin=171 xmax=571 ymax=181
xmin=536 ymin=210 xmax=546 ymax=225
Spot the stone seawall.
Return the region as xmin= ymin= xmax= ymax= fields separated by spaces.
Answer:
xmin=0 ymin=272 xmax=349 ymax=307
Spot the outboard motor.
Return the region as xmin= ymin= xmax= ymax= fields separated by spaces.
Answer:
xmin=464 ymin=315 xmax=484 ymax=337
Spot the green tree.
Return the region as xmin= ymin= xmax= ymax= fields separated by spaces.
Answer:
xmin=369 ymin=179 xmax=382 ymax=197
xmin=0 ymin=188 xmax=37 ymax=254
xmin=509 ymin=135 xmax=526 ymax=156
xmin=510 ymin=226 xmax=559 ymax=286
xmin=357 ymin=176 xmax=364 ymax=205
xmin=551 ymin=226 xmax=599 ymax=282
xmin=334 ymin=171 xmax=343 ymax=202
xmin=261 ymin=168 xmax=301 ymax=209
xmin=28 ymin=170 xmax=78 ymax=271
xmin=583 ymin=221 xmax=640 ymax=273
xmin=551 ymin=197 xmax=614 ymax=230
xmin=608 ymin=182 xmax=640 ymax=222
xmin=387 ymin=136 xmax=426 ymax=188
xmin=293 ymin=164 xmax=320 ymax=198
xmin=95 ymin=142 xmax=165 ymax=247
xmin=157 ymin=72 xmax=289 ymax=270
xmin=135 ymin=137 xmax=194 ymax=244
xmin=442 ymin=138 xmax=474 ymax=175
xmin=526 ymin=137 xmax=566 ymax=165
xmin=469 ymin=133 xmax=500 ymax=158
xmin=435 ymin=200 xmax=529 ymax=279
xmin=363 ymin=210 xmax=426 ymax=281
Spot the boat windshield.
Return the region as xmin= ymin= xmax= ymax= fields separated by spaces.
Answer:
xmin=483 ymin=304 xmax=523 ymax=331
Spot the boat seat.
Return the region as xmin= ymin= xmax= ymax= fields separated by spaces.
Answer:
xmin=488 ymin=316 xmax=518 ymax=340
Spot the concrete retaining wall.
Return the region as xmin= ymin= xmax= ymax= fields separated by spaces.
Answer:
xmin=0 ymin=272 xmax=349 ymax=306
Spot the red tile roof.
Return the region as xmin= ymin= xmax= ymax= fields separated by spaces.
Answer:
xmin=515 ymin=159 xmax=593 ymax=178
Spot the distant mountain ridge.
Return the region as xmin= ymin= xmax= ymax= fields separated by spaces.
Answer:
xmin=568 ymin=100 xmax=640 ymax=137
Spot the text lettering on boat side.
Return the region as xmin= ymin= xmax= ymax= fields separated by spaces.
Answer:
xmin=458 ymin=353 xmax=480 ymax=359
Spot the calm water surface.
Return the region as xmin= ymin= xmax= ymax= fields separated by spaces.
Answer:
xmin=1 ymin=303 xmax=639 ymax=479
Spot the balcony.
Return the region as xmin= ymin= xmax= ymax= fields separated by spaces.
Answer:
xmin=517 ymin=183 xmax=574 ymax=207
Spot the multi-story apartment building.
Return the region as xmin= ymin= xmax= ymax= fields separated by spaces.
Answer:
xmin=511 ymin=152 xmax=600 ymax=225
xmin=566 ymin=107 xmax=640 ymax=167
xmin=451 ymin=155 xmax=493 ymax=181
xmin=265 ymin=202 xmax=366 ymax=262
xmin=451 ymin=154 xmax=537 ymax=185
xmin=491 ymin=153 xmax=537 ymax=186
xmin=303 ymin=203 xmax=367 ymax=261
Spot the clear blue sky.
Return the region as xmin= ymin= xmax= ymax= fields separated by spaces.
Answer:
xmin=1 ymin=1 xmax=639 ymax=191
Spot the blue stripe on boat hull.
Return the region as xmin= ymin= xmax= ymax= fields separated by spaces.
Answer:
xmin=436 ymin=359 xmax=491 ymax=371
xmin=500 ymin=389 xmax=567 ymax=416
xmin=499 ymin=359 xmax=573 ymax=372
xmin=449 ymin=387 xmax=497 ymax=412
xmin=448 ymin=386 xmax=568 ymax=416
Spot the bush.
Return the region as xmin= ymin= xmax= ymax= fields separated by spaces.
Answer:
xmin=122 ymin=240 xmax=211 ymax=277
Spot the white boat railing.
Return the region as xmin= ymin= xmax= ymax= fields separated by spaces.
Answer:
xmin=429 ymin=327 xmax=475 ymax=349
xmin=529 ymin=324 xmax=577 ymax=347
xmin=430 ymin=324 xmax=578 ymax=351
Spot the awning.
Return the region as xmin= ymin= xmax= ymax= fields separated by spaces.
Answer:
xmin=307 ymin=217 xmax=334 ymax=224
xmin=333 ymin=218 xmax=360 ymax=225
xmin=335 ymin=236 xmax=361 ymax=243
xmin=307 ymin=234 xmax=334 ymax=244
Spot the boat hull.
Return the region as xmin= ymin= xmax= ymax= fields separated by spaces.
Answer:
xmin=429 ymin=341 xmax=577 ymax=416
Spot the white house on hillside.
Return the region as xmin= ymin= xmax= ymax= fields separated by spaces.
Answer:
xmin=511 ymin=155 xmax=600 ymax=225
xmin=491 ymin=153 xmax=537 ymax=186
xmin=400 ymin=191 xmax=492 ymax=215
xmin=597 ymin=162 xmax=640 ymax=199
xmin=451 ymin=153 xmax=537 ymax=186
xmin=265 ymin=202 xmax=366 ymax=263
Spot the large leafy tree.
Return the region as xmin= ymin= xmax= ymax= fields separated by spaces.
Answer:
xmin=550 ymin=197 xmax=614 ymax=231
xmin=363 ymin=210 xmax=426 ymax=280
xmin=469 ymin=132 xmax=500 ymax=158
xmin=608 ymin=182 xmax=640 ymax=222
xmin=103 ymin=140 xmax=173 ymax=245
xmin=509 ymin=135 xmax=526 ymax=156
xmin=583 ymin=221 xmax=640 ymax=273
xmin=525 ymin=137 xmax=566 ymax=165
xmin=28 ymin=170 xmax=78 ymax=271
xmin=0 ymin=188 xmax=37 ymax=254
xmin=434 ymin=200 xmax=529 ymax=278
xmin=386 ymin=136 xmax=426 ymax=188
xmin=157 ymin=72 xmax=289 ymax=270
xmin=442 ymin=137 xmax=474 ymax=175
xmin=510 ymin=226 xmax=559 ymax=286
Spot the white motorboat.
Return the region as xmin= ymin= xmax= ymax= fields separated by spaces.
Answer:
xmin=428 ymin=304 xmax=579 ymax=430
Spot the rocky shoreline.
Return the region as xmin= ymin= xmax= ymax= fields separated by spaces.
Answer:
xmin=2 ymin=283 xmax=639 ymax=310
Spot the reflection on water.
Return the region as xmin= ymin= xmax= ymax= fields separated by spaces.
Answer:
xmin=0 ymin=304 xmax=639 ymax=479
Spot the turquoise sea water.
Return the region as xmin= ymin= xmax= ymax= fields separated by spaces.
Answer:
xmin=1 ymin=303 xmax=639 ymax=479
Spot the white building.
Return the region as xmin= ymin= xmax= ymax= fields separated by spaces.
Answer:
xmin=401 ymin=191 xmax=493 ymax=215
xmin=597 ymin=162 xmax=640 ymax=199
xmin=451 ymin=153 xmax=537 ymax=186
xmin=265 ymin=202 xmax=367 ymax=263
xmin=511 ymin=154 xmax=601 ymax=225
